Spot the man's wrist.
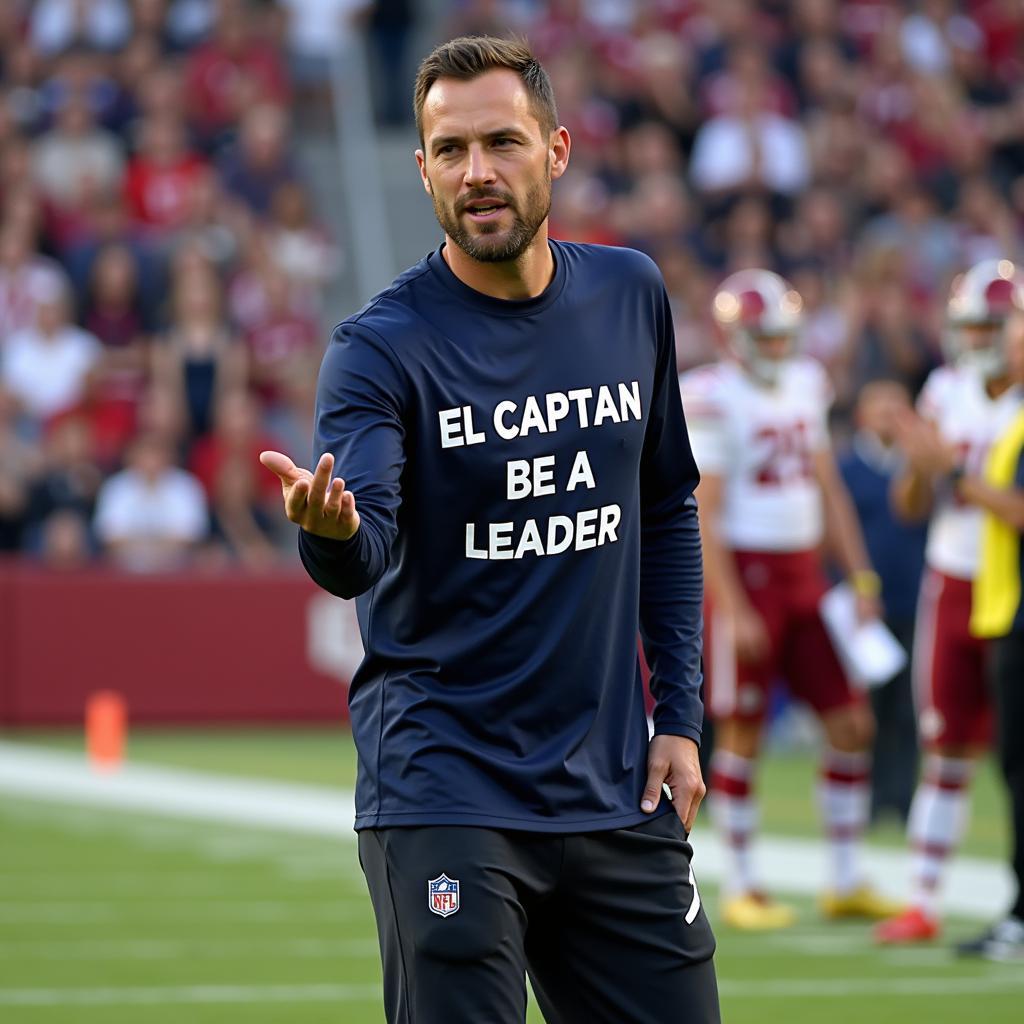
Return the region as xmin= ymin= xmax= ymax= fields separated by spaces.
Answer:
xmin=848 ymin=568 xmax=881 ymax=599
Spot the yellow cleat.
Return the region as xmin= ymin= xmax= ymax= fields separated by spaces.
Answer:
xmin=820 ymin=884 xmax=904 ymax=921
xmin=721 ymin=892 xmax=797 ymax=930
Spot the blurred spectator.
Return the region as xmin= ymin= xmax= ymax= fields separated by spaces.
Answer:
xmin=38 ymin=508 xmax=93 ymax=569
xmin=1 ymin=277 xmax=102 ymax=425
xmin=266 ymin=181 xmax=340 ymax=290
xmin=152 ymin=263 xmax=246 ymax=437
xmin=32 ymin=91 xmax=125 ymax=216
xmin=550 ymin=170 xmax=622 ymax=247
xmin=277 ymin=0 xmax=370 ymax=84
xmin=0 ymin=386 xmax=40 ymax=551
xmin=243 ymin=267 xmax=320 ymax=408
xmin=790 ymin=263 xmax=855 ymax=386
xmin=30 ymin=0 xmax=132 ymax=57
xmin=217 ymin=103 xmax=298 ymax=217
xmin=263 ymin=348 xmax=317 ymax=458
xmin=93 ymin=430 xmax=207 ymax=571
xmin=0 ymin=224 xmax=67 ymax=341
xmin=171 ymin=167 xmax=249 ymax=273
xmin=184 ymin=0 xmax=290 ymax=148
xmin=689 ymin=71 xmax=811 ymax=201
xmin=228 ymin=229 xmax=319 ymax=332
xmin=25 ymin=414 xmax=103 ymax=551
xmin=190 ymin=389 xmax=282 ymax=565
xmin=838 ymin=379 xmax=927 ymax=823
xmin=899 ymin=0 xmax=982 ymax=76
xmin=846 ymin=276 xmax=936 ymax=405
xmin=82 ymin=243 xmax=150 ymax=462
xmin=60 ymin=192 xmax=163 ymax=318
xmin=123 ymin=114 xmax=209 ymax=231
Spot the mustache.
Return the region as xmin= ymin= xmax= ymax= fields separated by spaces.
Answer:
xmin=455 ymin=190 xmax=516 ymax=215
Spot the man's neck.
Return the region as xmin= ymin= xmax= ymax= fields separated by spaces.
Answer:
xmin=442 ymin=228 xmax=554 ymax=301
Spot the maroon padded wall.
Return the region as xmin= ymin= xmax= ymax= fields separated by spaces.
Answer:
xmin=0 ymin=561 xmax=356 ymax=725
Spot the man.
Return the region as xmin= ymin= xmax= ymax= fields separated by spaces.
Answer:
xmin=877 ymin=258 xmax=1024 ymax=944
xmin=261 ymin=37 xmax=719 ymax=1024
xmin=680 ymin=269 xmax=896 ymax=930
xmin=959 ymin=310 xmax=1024 ymax=960
xmin=838 ymin=380 xmax=927 ymax=824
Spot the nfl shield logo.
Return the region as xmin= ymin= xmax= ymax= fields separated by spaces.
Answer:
xmin=428 ymin=874 xmax=460 ymax=918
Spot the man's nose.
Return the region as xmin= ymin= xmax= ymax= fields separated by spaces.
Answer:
xmin=463 ymin=144 xmax=496 ymax=188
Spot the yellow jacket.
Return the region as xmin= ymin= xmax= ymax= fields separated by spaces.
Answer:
xmin=972 ymin=408 xmax=1024 ymax=638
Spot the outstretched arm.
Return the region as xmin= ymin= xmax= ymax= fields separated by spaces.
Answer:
xmin=262 ymin=322 xmax=406 ymax=600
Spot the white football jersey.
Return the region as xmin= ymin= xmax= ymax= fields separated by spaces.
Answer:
xmin=918 ymin=365 xmax=1022 ymax=579
xmin=680 ymin=357 xmax=831 ymax=552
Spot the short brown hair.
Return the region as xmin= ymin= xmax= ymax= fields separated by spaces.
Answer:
xmin=414 ymin=36 xmax=558 ymax=146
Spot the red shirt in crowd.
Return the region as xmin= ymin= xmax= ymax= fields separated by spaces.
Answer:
xmin=184 ymin=41 xmax=289 ymax=135
xmin=124 ymin=154 xmax=208 ymax=229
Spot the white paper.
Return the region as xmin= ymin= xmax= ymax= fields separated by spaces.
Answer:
xmin=819 ymin=584 xmax=908 ymax=689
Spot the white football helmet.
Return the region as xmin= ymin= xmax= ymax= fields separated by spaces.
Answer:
xmin=945 ymin=258 xmax=1024 ymax=379
xmin=711 ymin=269 xmax=804 ymax=386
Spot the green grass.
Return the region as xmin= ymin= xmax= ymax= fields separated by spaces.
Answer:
xmin=0 ymin=727 xmax=1019 ymax=1023
xmin=5 ymin=726 xmax=1010 ymax=858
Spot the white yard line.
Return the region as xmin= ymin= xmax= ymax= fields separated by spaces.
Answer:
xmin=0 ymin=936 xmax=379 ymax=961
xmin=0 ymin=741 xmax=1013 ymax=919
xmin=1 ymin=974 xmax=1022 ymax=1007
xmin=0 ymin=742 xmax=355 ymax=837
xmin=0 ymin=982 xmax=381 ymax=1007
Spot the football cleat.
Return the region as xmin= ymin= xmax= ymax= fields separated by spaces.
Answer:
xmin=721 ymin=891 xmax=797 ymax=930
xmin=874 ymin=906 xmax=940 ymax=944
xmin=820 ymin=884 xmax=903 ymax=920
xmin=955 ymin=916 xmax=1024 ymax=961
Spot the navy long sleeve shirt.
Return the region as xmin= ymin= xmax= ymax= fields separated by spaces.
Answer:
xmin=300 ymin=240 xmax=704 ymax=831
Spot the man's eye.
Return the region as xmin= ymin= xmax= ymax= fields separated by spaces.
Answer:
xmin=437 ymin=145 xmax=457 ymax=156
xmin=493 ymin=138 xmax=513 ymax=147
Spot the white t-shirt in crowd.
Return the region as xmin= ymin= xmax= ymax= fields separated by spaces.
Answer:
xmin=94 ymin=467 xmax=209 ymax=572
xmin=2 ymin=324 xmax=101 ymax=419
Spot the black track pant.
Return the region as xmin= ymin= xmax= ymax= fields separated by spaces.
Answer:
xmin=993 ymin=630 xmax=1024 ymax=920
xmin=358 ymin=812 xmax=720 ymax=1024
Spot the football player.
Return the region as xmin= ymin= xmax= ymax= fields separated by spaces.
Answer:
xmin=876 ymin=259 xmax=1024 ymax=944
xmin=681 ymin=269 xmax=898 ymax=930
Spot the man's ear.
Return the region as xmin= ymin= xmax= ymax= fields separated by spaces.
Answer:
xmin=415 ymin=149 xmax=432 ymax=195
xmin=549 ymin=126 xmax=571 ymax=182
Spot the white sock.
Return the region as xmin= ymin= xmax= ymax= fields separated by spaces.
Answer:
xmin=907 ymin=755 xmax=974 ymax=918
xmin=818 ymin=747 xmax=871 ymax=895
xmin=710 ymin=750 xmax=757 ymax=896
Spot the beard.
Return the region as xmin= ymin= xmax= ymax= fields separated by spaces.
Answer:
xmin=430 ymin=173 xmax=552 ymax=264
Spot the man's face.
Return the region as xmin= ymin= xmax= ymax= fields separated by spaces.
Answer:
xmin=961 ymin=323 xmax=1001 ymax=352
xmin=752 ymin=334 xmax=792 ymax=362
xmin=416 ymin=70 xmax=565 ymax=264
xmin=857 ymin=381 xmax=909 ymax=445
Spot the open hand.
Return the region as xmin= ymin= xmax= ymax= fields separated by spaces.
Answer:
xmin=894 ymin=410 xmax=957 ymax=477
xmin=259 ymin=450 xmax=360 ymax=541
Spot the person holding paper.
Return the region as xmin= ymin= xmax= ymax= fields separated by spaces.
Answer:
xmin=680 ymin=269 xmax=896 ymax=931
xmin=839 ymin=380 xmax=927 ymax=824
xmin=879 ymin=259 xmax=1023 ymax=945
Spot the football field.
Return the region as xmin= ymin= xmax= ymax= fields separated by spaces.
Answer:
xmin=1 ymin=728 xmax=1021 ymax=1023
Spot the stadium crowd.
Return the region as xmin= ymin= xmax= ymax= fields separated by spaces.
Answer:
xmin=0 ymin=0 xmax=345 ymax=571
xmin=1 ymin=0 xmax=1023 ymax=575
